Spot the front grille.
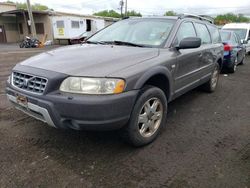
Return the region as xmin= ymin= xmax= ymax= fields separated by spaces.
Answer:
xmin=12 ymin=72 xmax=48 ymax=94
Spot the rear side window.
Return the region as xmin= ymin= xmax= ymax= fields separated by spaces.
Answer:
xmin=194 ymin=23 xmax=211 ymax=44
xmin=175 ymin=22 xmax=196 ymax=44
xmin=207 ymin=25 xmax=221 ymax=43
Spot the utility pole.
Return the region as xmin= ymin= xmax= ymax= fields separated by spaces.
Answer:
xmin=125 ymin=0 xmax=128 ymax=17
xmin=26 ymin=0 xmax=37 ymax=38
xmin=119 ymin=0 xmax=124 ymax=18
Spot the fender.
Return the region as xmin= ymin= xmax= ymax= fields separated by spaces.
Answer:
xmin=134 ymin=66 xmax=174 ymax=101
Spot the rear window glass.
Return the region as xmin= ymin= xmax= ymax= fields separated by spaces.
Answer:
xmin=220 ymin=31 xmax=231 ymax=42
xmin=223 ymin=29 xmax=247 ymax=40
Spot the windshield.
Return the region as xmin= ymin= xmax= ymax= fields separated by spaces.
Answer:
xmin=88 ymin=19 xmax=175 ymax=47
xmin=223 ymin=29 xmax=247 ymax=40
xmin=220 ymin=31 xmax=231 ymax=42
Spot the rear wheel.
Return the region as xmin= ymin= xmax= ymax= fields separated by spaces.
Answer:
xmin=122 ymin=86 xmax=167 ymax=147
xmin=228 ymin=56 xmax=238 ymax=73
xmin=201 ymin=63 xmax=220 ymax=93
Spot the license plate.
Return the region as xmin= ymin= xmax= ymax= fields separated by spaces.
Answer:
xmin=16 ymin=94 xmax=28 ymax=107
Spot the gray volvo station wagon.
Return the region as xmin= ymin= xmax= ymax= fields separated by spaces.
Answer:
xmin=6 ymin=15 xmax=224 ymax=146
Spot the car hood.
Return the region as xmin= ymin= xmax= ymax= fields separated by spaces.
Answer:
xmin=20 ymin=44 xmax=159 ymax=77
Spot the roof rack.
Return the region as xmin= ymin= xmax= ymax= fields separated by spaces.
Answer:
xmin=178 ymin=13 xmax=214 ymax=24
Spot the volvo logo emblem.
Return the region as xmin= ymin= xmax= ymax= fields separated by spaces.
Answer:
xmin=23 ymin=79 xmax=29 ymax=87
xmin=21 ymin=78 xmax=32 ymax=87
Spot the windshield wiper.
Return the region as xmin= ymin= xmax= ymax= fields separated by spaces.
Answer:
xmin=84 ymin=40 xmax=106 ymax=45
xmin=100 ymin=41 xmax=149 ymax=48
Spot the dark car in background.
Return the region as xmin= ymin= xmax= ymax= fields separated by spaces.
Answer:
xmin=6 ymin=15 xmax=223 ymax=147
xmin=220 ymin=30 xmax=246 ymax=73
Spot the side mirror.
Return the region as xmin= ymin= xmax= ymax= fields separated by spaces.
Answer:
xmin=241 ymin=39 xmax=247 ymax=44
xmin=177 ymin=37 xmax=201 ymax=50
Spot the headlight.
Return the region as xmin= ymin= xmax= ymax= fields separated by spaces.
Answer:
xmin=60 ymin=77 xmax=125 ymax=95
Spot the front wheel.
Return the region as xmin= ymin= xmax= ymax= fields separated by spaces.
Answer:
xmin=122 ymin=86 xmax=167 ymax=147
xmin=201 ymin=63 xmax=220 ymax=93
xmin=239 ymin=53 xmax=246 ymax=65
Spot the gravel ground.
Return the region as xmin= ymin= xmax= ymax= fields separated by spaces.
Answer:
xmin=0 ymin=46 xmax=249 ymax=188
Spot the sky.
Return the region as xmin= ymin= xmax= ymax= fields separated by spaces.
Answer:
xmin=2 ymin=0 xmax=250 ymax=16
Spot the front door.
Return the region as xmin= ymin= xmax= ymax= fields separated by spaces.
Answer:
xmin=0 ymin=25 xmax=7 ymax=43
xmin=173 ymin=21 xmax=202 ymax=96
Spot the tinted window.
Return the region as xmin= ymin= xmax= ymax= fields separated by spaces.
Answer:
xmin=175 ymin=22 xmax=196 ymax=44
xmin=207 ymin=25 xmax=221 ymax=43
xmin=194 ymin=23 xmax=211 ymax=44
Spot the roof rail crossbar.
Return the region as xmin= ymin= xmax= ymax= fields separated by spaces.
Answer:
xmin=178 ymin=13 xmax=214 ymax=24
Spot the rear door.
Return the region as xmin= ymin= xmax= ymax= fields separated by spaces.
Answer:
xmin=0 ymin=25 xmax=7 ymax=43
xmin=173 ymin=21 xmax=203 ymax=96
xmin=193 ymin=22 xmax=215 ymax=77
xmin=233 ymin=33 xmax=245 ymax=62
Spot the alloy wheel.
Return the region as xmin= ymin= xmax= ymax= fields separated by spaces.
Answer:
xmin=211 ymin=65 xmax=219 ymax=89
xmin=138 ymin=98 xmax=163 ymax=138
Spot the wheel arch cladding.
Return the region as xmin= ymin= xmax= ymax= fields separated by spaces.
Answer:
xmin=217 ymin=57 xmax=223 ymax=69
xmin=134 ymin=66 xmax=173 ymax=101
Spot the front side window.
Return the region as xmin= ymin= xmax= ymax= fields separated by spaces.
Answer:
xmin=175 ymin=22 xmax=197 ymax=44
xmin=194 ymin=23 xmax=211 ymax=44
xmin=88 ymin=19 xmax=175 ymax=47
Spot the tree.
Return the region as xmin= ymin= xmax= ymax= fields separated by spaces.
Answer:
xmin=126 ymin=10 xmax=142 ymax=17
xmin=94 ymin=9 xmax=142 ymax=18
xmin=164 ymin=11 xmax=177 ymax=16
xmin=94 ymin=10 xmax=121 ymax=18
xmin=4 ymin=1 xmax=52 ymax=11
xmin=214 ymin=13 xmax=250 ymax=25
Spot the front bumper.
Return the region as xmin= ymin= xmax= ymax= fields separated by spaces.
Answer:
xmin=6 ymin=83 xmax=138 ymax=130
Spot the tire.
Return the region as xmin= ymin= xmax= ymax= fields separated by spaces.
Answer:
xmin=239 ymin=53 xmax=246 ymax=65
xmin=201 ymin=63 xmax=220 ymax=93
xmin=228 ymin=56 xmax=238 ymax=73
xmin=19 ymin=42 xmax=25 ymax=48
xmin=122 ymin=86 xmax=168 ymax=147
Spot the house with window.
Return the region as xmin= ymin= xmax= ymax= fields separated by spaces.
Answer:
xmin=0 ymin=2 xmax=17 ymax=43
xmin=0 ymin=8 xmax=117 ymax=44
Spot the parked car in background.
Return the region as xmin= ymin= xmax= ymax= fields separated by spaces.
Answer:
xmin=6 ymin=15 xmax=223 ymax=147
xmin=220 ymin=30 xmax=246 ymax=73
xmin=222 ymin=23 xmax=250 ymax=54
